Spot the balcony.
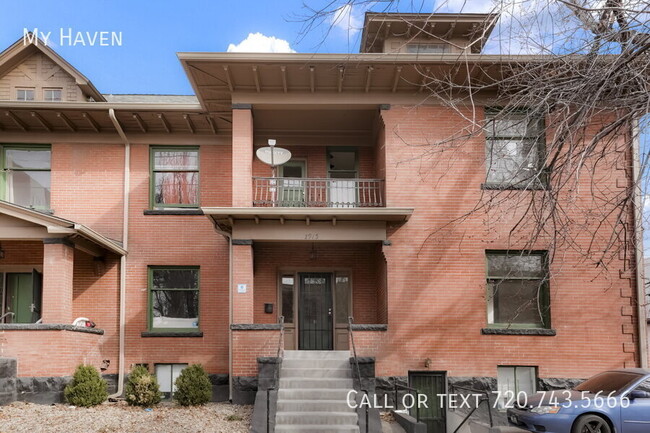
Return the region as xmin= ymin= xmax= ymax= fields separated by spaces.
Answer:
xmin=253 ymin=177 xmax=384 ymax=208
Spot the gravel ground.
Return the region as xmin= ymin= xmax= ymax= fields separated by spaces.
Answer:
xmin=0 ymin=401 xmax=252 ymax=433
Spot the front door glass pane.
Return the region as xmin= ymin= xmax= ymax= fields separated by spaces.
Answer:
xmin=335 ymin=274 xmax=350 ymax=324
xmin=299 ymin=273 xmax=333 ymax=350
xmin=281 ymin=275 xmax=294 ymax=324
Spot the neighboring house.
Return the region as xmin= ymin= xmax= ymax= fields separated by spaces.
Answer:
xmin=0 ymin=12 xmax=647 ymax=432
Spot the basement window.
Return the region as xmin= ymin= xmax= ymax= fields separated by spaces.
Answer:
xmin=155 ymin=363 xmax=188 ymax=399
xmin=149 ymin=266 xmax=200 ymax=331
xmin=497 ymin=366 xmax=537 ymax=410
xmin=150 ymin=147 xmax=199 ymax=208
xmin=486 ymin=251 xmax=550 ymax=329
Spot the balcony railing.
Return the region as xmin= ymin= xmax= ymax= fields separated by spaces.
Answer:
xmin=253 ymin=177 xmax=384 ymax=208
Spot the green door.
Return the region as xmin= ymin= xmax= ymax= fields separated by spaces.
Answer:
xmin=279 ymin=161 xmax=306 ymax=207
xmin=409 ymin=371 xmax=447 ymax=433
xmin=6 ymin=272 xmax=41 ymax=323
xmin=298 ymin=273 xmax=333 ymax=350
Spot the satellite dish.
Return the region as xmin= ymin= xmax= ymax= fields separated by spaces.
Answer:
xmin=256 ymin=146 xmax=291 ymax=167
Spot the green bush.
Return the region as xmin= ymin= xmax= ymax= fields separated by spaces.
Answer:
xmin=125 ymin=365 xmax=162 ymax=407
xmin=64 ymin=364 xmax=108 ymax=407
xmin=173 ymin=364 xmax=212 ymax=406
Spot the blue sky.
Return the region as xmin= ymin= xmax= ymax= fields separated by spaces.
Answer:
xmin=0 ymin=0 xmax=378 ymax=95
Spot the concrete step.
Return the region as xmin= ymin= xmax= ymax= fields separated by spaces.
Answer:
xmin=277 ymin=399 xmax=355 ymax=412
xmin=281 ymin=367 xmax=352 ymax=378
xmin=278 ymin=388 xmax=353 ymax=400
xmin=279 ymin=377 xmax=353 ymax=389
xmin=283 ymin=350 xmax=350 ymax=360
xmin=282 ymin=358 xmax=350 ymax=369
xmin=275 ymin=425 xmax=360 ymax=433
xmin=275 ymin=411 xmax=359 ymax=425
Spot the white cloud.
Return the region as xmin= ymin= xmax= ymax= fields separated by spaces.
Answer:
xmin=227 ymin=33 xmax=296 ymax=53
xmin=329 ymin=4 xmax=363 ymax=35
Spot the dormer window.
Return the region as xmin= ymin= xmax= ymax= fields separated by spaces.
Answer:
xmin=406 ymin=43 xmax=450 ymax=54
xmin=43 ymin=88 xmax=62 ymax=102
xmin=16 ymin=88 xmax=35 ymax=101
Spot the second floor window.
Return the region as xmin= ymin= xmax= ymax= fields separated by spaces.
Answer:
xmin=486 ymin=251 xmax=550 ymax=329
xmin=3 ymin=146 xmax=51 ymax=210
xmin=150 ymin=147 xmax=199 ymax=208
xmin=16 ymin=88 xmax=35 ymax=101
xmin=485 ymin=109 xmax=545 ymax=188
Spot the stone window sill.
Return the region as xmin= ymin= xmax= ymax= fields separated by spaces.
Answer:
xmin=143 ymin=209 xmax=203 ymax=216
xmin=141 ymin=331 xmax=203 ymax=338
xmin=481 ymin=327 xmax=556 ymax=336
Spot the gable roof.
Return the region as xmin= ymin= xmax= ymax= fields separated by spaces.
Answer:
xmin=0 ymin=34 xmax=105 ymax=102
xmin=0 ymin=200 xmax=126 ymax=256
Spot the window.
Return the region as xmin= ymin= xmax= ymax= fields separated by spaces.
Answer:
xmin=2 ymin=146 xmax=51 ymax=210
xmin=280 ymin=275 xmax=294 ymax=324
xmin=406 ymin=43 xmax=450 ymax=54
xmin=632 ymin=379 xmax=650 ymax=397
xmin=149 ymin=267 xmax=199 ymax=331
xmin=497 ymin=366 xmax=537 ymax=410
xmin=43 ymin=88 xmax=62 ymax=102
xmin=486 ymin=251 xmax=550 ymax=328
xmin=16 ymin=88 xmax=34 ymax=101
xmin=155 ymin=364 xmax=187 ymax=399
xmin=150 ymin=147 xmax=199 ymax=208
xmin=484 ymin=109 xmax=545 ymax=188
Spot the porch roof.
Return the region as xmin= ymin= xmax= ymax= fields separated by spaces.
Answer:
xmin=202 ymin=207 xmax=413 ymax=229
xmin=0 ymin=200 xmax=126 ymax=256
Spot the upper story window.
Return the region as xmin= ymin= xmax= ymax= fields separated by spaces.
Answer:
xmin=2 ymin=146 xmax=51 ymax=210
xmin=150 ymin=147 xmax=199 ymax=208
xmin=406 ymin=43 xmax=450 ymax=54
xmin=43 ymin=88 xmax=62 ymax=102
xmin=16 ymin=88 xmax=35 ymax=101
xmin=486 ymin=251 xmax=550 ymax=329
xmin=484 ymin=109 xmax=546 ymax=189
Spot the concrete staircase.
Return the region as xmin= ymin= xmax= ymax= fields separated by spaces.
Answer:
xmin=275 ymin=350 xmax=360 ymax=433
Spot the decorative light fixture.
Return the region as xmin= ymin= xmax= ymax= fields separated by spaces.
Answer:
xmin=309 ymin=243 xmax=317 ymax=261
xmin=0 ymin=243 xmax=5 ymax=259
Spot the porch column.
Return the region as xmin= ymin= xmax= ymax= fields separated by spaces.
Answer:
xmin=232 ymin=241 xmax=254 ymax=323
xmin=42 ymin=239 xmax=74 ymax=324
xmin=232 ymin=105 xmax=254 ymax=207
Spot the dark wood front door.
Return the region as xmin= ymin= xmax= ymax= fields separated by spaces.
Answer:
xmin=298 ymin=273 xmax=333 ymax=350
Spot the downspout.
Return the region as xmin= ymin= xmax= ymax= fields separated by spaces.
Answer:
xmin=108 ymin=108 xmax=130 ymax=397
xmin=210 ymin=221 xmax=233 ymax=401
xmin=632 ymin=118 xmax=648 ymax=368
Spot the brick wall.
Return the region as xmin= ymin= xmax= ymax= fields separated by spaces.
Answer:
xmin=232 ymin=329 xmax=282 ymax=377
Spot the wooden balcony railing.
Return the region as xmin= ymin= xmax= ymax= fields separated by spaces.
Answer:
xmin=253 ymin=177 xmax=385 ymax=208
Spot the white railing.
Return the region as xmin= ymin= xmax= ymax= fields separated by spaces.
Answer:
xmin=253 ymin=177 xmax=384 ymax=208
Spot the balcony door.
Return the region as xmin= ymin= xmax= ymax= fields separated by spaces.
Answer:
xmin=3 ymin=270 xmax=42 ymax=323
xmin=327 ymin=147 xmax=357 ymax=207
xmin=279 ymin=160 xmax=306 ymax=207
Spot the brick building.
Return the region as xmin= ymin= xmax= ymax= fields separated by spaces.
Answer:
xmin=0 ymin=12 xmax=647 ymax=432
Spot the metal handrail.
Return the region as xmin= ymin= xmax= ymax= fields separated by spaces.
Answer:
xmin=253 ymin=177 xmax=385 ymax=208
xmin=394 ymin=383 xmax=421 ymax=423
xmin=267 ymin=315 xmax=284 ymax=433
xmin=449 ymin=384 xmax=494 ymax=432
xmin=348 ymin=316 xmax=369 ymax=433
xmin=0 ymin=312 xmax=14 ymax=322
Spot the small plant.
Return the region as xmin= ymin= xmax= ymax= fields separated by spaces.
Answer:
xmin=173 ymin=364 xmax=212 ymax=406
xmin=64 ymin=364 xmax=108 ymax=407
xmin=125 ymin=365 xmax=162 ymax=407
xmin=226 ymin=414 xmax=243 ymax=421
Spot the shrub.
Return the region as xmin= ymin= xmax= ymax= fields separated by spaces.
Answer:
xmin=173 ymin=364 xmax=212 ymax=406
xmin=64 ymin=364 xmax=108 ymax=407
xmin=125 ymin=365 xmax=162 ymax=407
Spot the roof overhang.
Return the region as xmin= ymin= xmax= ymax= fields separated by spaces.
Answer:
xmin=178 ymin=52 xmax=558 ymax=111
xmin=360 ymin=13 xmax=500 ymax=54
xmin=202 ymin=207 xmax=413 ymax=242
xmin=0 ymin=200 xmax=126 ymax=256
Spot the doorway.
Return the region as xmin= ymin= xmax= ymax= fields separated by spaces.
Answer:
xmin=409 ymin=371 xmax=447 ymax=433
xmin=2 ymin=270 xmax=42 ymax=323
xmin=279 ymin=160 xmax=306 ymax=206
xmin=298 ymin=273 xmax=333 ymax=350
